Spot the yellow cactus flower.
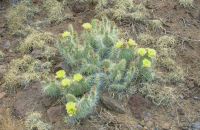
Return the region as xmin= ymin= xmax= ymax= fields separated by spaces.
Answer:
xmin=73 ymin=73 xmax=83 ymax=82
xmin=142 ymin=59 xmax=152 ymax=68
xmin=147 ymin=48 xmax=156 ymax=58
xmin=115 ymin=41 xmax=124 ymax=49
xmin=62 ymin=31 xmax=71 ymax=38
xmin=82 ymin=23 xmax=92 ymax=31
xmin=66 ymin=102 xmax=77 ymax=117
xmin=55 ymin=70 xmax=66 ymax=79
xmin=61 ymin=78 xmax=71 ymax=87
xmin=128 ymin=39 xmax=137 ymax=47
xmin=137 ymin=48 xmax=146 ymax=56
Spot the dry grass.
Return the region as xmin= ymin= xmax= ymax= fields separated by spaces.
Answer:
xmin=25 ymin=112 xmax=51 ymax=130
xmin=6 ymin=1 xmax=35 ymax=35
xmin=96 ymin=0 xmax=149 ymax=22
xmin=4 ymin=55 xmax=40 ymax=89
xmin=19 ymin=30 xmax=57 ymax=60
xmin=179 ymin=0 xmax=193 ymax=7
xmin=138 ymin=33 xmax=155 ymax=46
xmin=0 ymin=109 xmax=25 ymax=130
xmin=148 ymin=19 xmax=163 ymax=30
xmin=19 ymin=30 xmax=55 ymax=53
xmin=139 ymin=83 xmax=177 ymax=106
xmin=43 ymin=0 xmax=64 ymax=23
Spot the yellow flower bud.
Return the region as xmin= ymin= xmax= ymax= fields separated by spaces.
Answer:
xmin=128 ymin=39 xmax=137 ymax=47
xmin=115 ymin=41 xmax=124 ymax=48
xmin=55 ymin=70 xmax=66 ymax=79
xmin=62 ymin=31 xmax=71 ymax=38
xmin=73 ymin=73 xmax=83 ymax=82
xmin=142 ymin=59 xmax=152 ymax=68
xmin=66 ymin=102 xmax=77 ymax=117
xmin=138 ymin=48 xmax=146 ymax=56
xmin=61 ymin=78 xmax=71 ymax=87
xmin=147 ymin=48 xmax=156 ymax=58
xmin=82 ymin=23 xmax=92 ymax=31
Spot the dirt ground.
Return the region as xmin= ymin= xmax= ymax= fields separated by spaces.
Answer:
xmin=0 ymin=0 xmax=200 ymax=130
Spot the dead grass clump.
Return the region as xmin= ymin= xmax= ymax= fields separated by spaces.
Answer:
xmin=0 ymin=109 xmax=25 ymax=130
xmin=139 ymin=84 xmax=177 ymax=106
xmin=166 ymin=66 xmax=185 ymax=84
xmin=96 ymin=0 xmax=149 ymax=22
xmin=43 ymin=0 xmax=64 ymax=23
xmin=158 ymin=57 xmax=176 ymax=71
xmin=179 ymin=0 xmax=193 ymax=8
xmin=25 ymin=112 xmax=51 ymax=130
xmin=148 ymin=19 xmax=163 ymax=30
xmin=4 ymin=55 xmax=40 ymax=89
xmin=19 ymin=30 xmax=57 ymax=59
xmin=6 ymin=1 xmax=35 ymax=35
xmin=19 ymin=30 xmax=54 ymax=53
xmin=138 ymin=33 xmax=155 ymax=46
xmin=156 ymin=35 xmax=177 ymax=68
xmin=155 ymin=35 xmax=184 ymax=84
xmin=157 ymin=35 xmax=176 ymax=48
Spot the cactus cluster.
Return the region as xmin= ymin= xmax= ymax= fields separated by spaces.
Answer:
xmin=43 ymin=18 xmax=156 ymax=122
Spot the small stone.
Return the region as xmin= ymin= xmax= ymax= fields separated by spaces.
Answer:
xmin=54 ymin=62 xmax=70 ymax=73
xmin=177 ymin=108 xmax=185 ymax=115
xmin=100 ymin=95 xmax=125 ymax=114
xmin=146 ymin=121 xmax=154 ymax=128
xmin=47 ymin=105 xmax=65 ymax=123
xmin=191 ymin=122 xmax=200 ymax=130
xmin=54 ymin=62 xmax=62 ymax=72
xmin=0 ymin=92 xmax=6 ymax=99
xmin=136 ymin=124 xmax=144 ymax=130
xmin=181 ymin=126 xmax=189 ymax=130
xmin=162 ymin=122 xmax=171 ymax=130
xmin=0 ymin=28 xmax=6 ymax=36
xmin=31 ymin=49 xmax=43 ymax=59
xmin=0 ymin=115 xmax=3 ymax=121
xmin=2 ymin=40 xmax=11 ymax=50
xmin=193 ymin=96 xmax=200 ymax=100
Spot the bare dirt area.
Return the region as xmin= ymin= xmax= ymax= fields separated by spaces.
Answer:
xmin=0 ymin=0 xmax=200 ymax=130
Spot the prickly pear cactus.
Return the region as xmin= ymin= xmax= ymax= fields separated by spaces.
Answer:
xmin=43 ymin=18 xmax=156 ymax=123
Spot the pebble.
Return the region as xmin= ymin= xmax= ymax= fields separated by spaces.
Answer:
xmin=191 ymin=122 xmax=200 ymax=130
xmin=177 ymin=108 xmax=185 ymax=115
xmin=2 ymin=40 xmax=11 ymax=50
xmin=100 ymin=95 xmax=125 ymax=114
xmin=162 ymin=122 xmax=171 ymax=130
xmin=193 ymin=96 xmax=200 ymax=100
xmin=0 ymin=92 xmax=6 ymax=99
